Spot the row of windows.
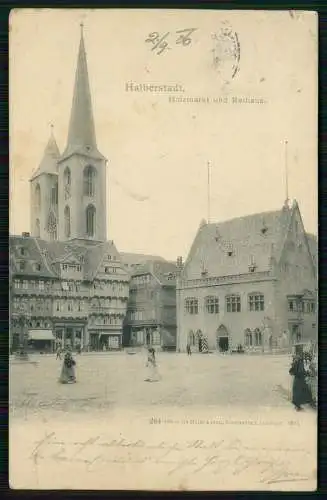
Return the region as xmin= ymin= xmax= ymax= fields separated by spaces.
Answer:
xmin=16 ymin=261 xmax=41 ymax=272
xmin=12 ymin=319 xmax=52 ymax=329
xmin=104 ymin=266 xmax=117 ymax=274
xmin=55 ymin=300 xmax=85 ymax=312
xmin=90 ymin=315 xmax=123 ymax=326
xmin=14 ymin=279 xmax=45 ymax=290
xmin=61 ymin=264 xmax=82 ymax=272
xmin=93 ymin=281 xmax=128 ymax=293
xmin=131 ymin=274 xmax=151 ymax=285
xmin=13 ymin=297 xmax=51 ymax=312
xmin=128 ymin=310 xmax=156 ymax=321
xmin=91 ymin=298 xmax=124 ymax=308
xmin=184 ymin=294 xmax=264 ymax=314
xmin=288 ymin=299 xmax=316 ymax=314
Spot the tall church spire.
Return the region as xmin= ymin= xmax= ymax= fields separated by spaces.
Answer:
xmin=62 ymin=24 xmax=104 ymax=160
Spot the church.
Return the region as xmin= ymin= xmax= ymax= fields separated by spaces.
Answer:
xmin=176 ymin=200 xmax=318 ymax=353
xmin=10 ymin=26 xmax=130 ymax=352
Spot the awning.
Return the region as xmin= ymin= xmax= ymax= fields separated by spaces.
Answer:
xmin=28 ymin=330 xmax=55 ymax=341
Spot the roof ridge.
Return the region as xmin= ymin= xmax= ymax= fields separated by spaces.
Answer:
xmin=207 ymin=208 xmax=283 ymax=227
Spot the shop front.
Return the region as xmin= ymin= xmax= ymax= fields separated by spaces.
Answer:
xmin=89 ymin=331 xmax=122 ymax=351
xmin=28 ymin=329 xmax=55 ymax=353
xmin=54 ymin=324 xmax=86 ymax=350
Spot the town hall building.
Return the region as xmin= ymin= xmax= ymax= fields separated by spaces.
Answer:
xmin=176 ymin=200 xmax=318 ymax=353
xmin=10 ymin=26 xmax=130 ymax=352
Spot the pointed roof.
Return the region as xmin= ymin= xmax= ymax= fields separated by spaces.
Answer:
xmin=30 ymin=128 xmax=60 ymax=181
xmin=60 ymin=25 xmax=105 ymax=162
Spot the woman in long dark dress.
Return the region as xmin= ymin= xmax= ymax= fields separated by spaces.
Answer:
xmin=289 ymin=351 xmax=314 ymax=411
xmin=59 ymin=349 xmax=76 ymax=384
xmin=144 ymin=347 xmax=160 ymax=382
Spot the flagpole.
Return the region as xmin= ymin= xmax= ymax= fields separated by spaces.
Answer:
xmin=284 ymin=140 xmax=289 ymax=204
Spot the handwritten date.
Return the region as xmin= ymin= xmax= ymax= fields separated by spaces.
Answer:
xmin=145 ymin=28 xmax=197 ymax=55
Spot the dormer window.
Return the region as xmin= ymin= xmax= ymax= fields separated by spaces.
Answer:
xmin=201 ymin=269 xmax=208 ymax=277
xmin=261 ymin=226 xmax=268 ymax=235
xmin=18 ymin=247 xmax=26 ymax=257
xmin=33 ymin=262 xmax=41 ymax=271
xmin=227 ymin=251 xmax=233 ymax=257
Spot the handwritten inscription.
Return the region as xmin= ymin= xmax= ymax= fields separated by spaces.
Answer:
xmin=30 ymin=432 xmax=311 ymax=485
xmin=145 ymin=28 xmax=197 ymax=55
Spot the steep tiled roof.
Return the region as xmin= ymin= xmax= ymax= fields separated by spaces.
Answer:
xmin=120 ymin=252 xmax=166 ymax=267
xmin=132 ymin=260 xmax=177 ymax=286
xmin=305 ymin=233 xmax=318 ymax=278
xmin=306 ymin=233 xmax=318 ymax=265
xmin=10 ymin=236 xmax=128 ymax=281
xmin=10 ymin=236 xmax=56 ymax=278
xmin=182 ymin=206 xmax=292 ymax=280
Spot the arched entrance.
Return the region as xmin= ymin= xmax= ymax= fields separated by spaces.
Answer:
xmin=188 ymin=330 xmax=195 ymax=347
xmin=216 ymin=325 xmax=229 ymax=352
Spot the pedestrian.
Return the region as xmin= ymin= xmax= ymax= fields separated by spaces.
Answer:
xmin=56 ymin=345 xmax=62 ymax=360
xmin=58 ymin=347 xmax=77 ymax=384
xmin=304 ymin=350 xmax=317 ymax=406
xmin=144 ymin=347 xmax=160 ymax=382
xmin=289 ymin=345 xmax=315 ymax=411
xmin=186 ymin=343 xmax=192 ymax=356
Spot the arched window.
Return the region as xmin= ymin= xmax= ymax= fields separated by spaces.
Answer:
xmin=244 ymin=329 xmax=253 ymax=346
xmin=64 ymin=205 xmax=71 ymax=238
xmin=84 ymin=165 xmax=96 ymax=197
xmin=35 ymin=219 xmax=40 ymax=238
xmin=35 ymin=183 xmax=41 ymax=210
xmin=86 ymin=204 xmax=96 ymax=237
xmin=254 ymin=328 xmax=262 ymax=346
xmin=188 ymin=330 xmax=195 ymax=346
xmin=47 ymin=212 xmax=57 ymax=241
xmin=51 ymin=183 xmax=58 ymax=206
xmin=64 ymin=167 xmax=71 ymax=199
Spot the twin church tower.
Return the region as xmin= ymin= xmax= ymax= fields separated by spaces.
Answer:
xmin=30 ymin=25 xmax=107 ymax=243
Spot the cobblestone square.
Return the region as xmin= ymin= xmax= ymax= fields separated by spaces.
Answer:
xmin=10 ymin=352 xmax=295 ymax=417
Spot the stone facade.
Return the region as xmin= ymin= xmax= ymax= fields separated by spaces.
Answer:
xmin=122 ymin=258 xmax=177 ymax=350
xmin=176 ymin=201 xmax=318 ymax=353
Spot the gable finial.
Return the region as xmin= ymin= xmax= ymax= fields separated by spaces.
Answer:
xmin=80 ymin=22 xmax=84 ymax=36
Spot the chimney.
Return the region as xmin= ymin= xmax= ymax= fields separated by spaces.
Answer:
xmin=22 ymin=232 xmax=30 ymax=237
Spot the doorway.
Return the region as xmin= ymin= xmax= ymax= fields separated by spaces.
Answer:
xmin=216 ymin=325 xmax=229 ymax=352
xmin=218 ymin=336 xmax=229 ymax=352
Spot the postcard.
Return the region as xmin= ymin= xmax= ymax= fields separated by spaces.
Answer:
xmin=9 ymin=8 xmax=318 ymax=491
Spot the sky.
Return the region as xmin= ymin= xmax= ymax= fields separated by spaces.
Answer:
xmin=9 ymin=9 xmax=318 ymax=261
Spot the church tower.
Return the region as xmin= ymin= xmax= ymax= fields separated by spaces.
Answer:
xmin=57 ymin=24 xmax=107 ymax=242
xmin=29 ymin=126 xmax=60 ymax=240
